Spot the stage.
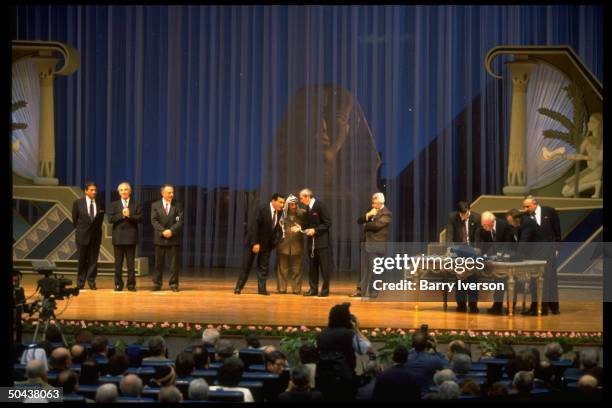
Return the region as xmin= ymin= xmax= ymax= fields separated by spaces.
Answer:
xmin=20 ymin=273 xmax=602 ymax=333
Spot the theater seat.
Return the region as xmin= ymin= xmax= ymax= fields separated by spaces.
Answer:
xmin=140 ymin=359 xmax=174 ymax=367
xmin=208 ymin=389 xmax=244 ymax=402
xmin=117 ymin=397 xmax=157 ymax=403
xmin=77 ymin=384 xmax=100 ymax=399
xmin=192 ymin=369 xmax=218 ymax=384
xmin=141 ymin=387 xmax=161 ymax=399
xmin=63 ymin=393 xmax=86 ymax=403
xmin=99 ymin=375 xmax=123 ymax=385
xmin=238 ymin=349 xmax=264 ymax=368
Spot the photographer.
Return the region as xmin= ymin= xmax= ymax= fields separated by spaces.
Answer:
xmin=406 ymin=330 xmax=450 ymax=390
xmin=13 ymin=269 xmax=29 ymax=345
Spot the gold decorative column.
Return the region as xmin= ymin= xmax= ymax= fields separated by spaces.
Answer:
xmin=32 ymin=53 xmax=60 ymax=185
xmin=502 ymin=57 xmax=536 ymax=196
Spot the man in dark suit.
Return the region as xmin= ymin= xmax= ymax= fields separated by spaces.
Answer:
xmin=72 ymin=181 xmax=105 ymax=290
xmin=445 ymin=201 xmax=480 ymax=313
xmin=234 ymin=193 xmax=285 ymax=295
xmin=299 ymin=189 xmax=333 ymax=297
xmin=150 ymin=184 xmax=184 ymax=292
xmin=108 ymin=182 xmax=142 ymax=292
xmin=350 ymin=192 xmax=392 ymax=298
xmin=474 ymin=211 xmax=516 ymax=315
xmin=372 ymin=345 xmax=421 ymax=401
xmin=522 ymin=196 xmax=562 ymax=315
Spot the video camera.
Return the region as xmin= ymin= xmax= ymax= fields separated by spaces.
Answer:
xmin=31 ymin=260 xmax=80 ymax=300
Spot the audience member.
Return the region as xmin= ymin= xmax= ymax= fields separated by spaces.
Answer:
xmin=372 ymin=345 xmax=421 ymax=401
xmin=107 ymin=353 xmax=129 ymax=376
xmin=95 ymin=383 xmax=118 ymax=403
xmin=120 ymin=374 xmax=143 ymax=397
xmin=79 ymin=358 xmax=101 ymax=385
xmin=187 ymin=378 xmax=209 ymax=401
xmin=278 ymin=365 xmax=323 ymax=402
xmin=159 ymin=385 xmax=183 ymax=403
xmin=144 ymin=336 xmax=167 ymax=360
xmin=209 ymin=357 xmax=254 ymax=402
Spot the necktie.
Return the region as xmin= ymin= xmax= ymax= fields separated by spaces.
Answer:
xmin=123 ymin=200 xmax=128 ymax=208
xmin=89 ymin=200 xmax=95 ymax=220
xmin=462 ymin=222 xmax=468 ymax=243
xmin=491 ymin=229 xmax=496 ymax=241
xmin=164 ymin=203 xmax=169 ymax=215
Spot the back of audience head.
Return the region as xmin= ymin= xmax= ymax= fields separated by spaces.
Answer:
xmin=412 ymin=332 xmax=428 ymax=352
xmin=460 ymin=378 xmax=480 ymax=396
xmin=216 ymin=341 xmax=236 ymax=361
xmin=148 ymin=336 xmax=167 ymax=358
xmin=328 ymin=303 xmax=352 ymax=329
xmin=245 ymin=333 xmax=261 ymax=349
xmin=201 ymin=328 xmax=220 ymax=347
xmin=451 ymin=353 xmax=471 ymax=375
xmin=265 ymin=350 xmax=287 ymax=374
xmin=299 ymin=343 xmax=318 ymax=365
xmin=580 ymin=349 xmax=599 ymax=370
xmin=75 ymin=329 xmax=93 ymax=345
xmin=494 ymin=344 xmax=516 ymax=360
xmin=80 ymin=358 xmax=100 ymax=384
xmin=544 ymin=342 xmax=563 ymax=361
xmin=516 ymin=349 xmax=538 ymax=372
xmin=175 ymin=351 xmax=195 ymax=377
xmin=107 ymin=353 xmax=129 ymax=376
xmin=70 ymin=344 xmax=86 ymax=365
xmin=120 ymin=374 xmax=143 ymax=397
xmin=488 ymin=381 xmax=509 ymax=397
xmin=95 ymin=383 xmax=118 ymax=403
xmin=577 ymin=374 xmax=598 ymax=392
xmin=447 ymin=339 xmax=467 ymax=360
xmin=49 ymin=347 xmax=71 ymax=371
xmin=91 ymin=335 xmax=109 ymax=356
xmin=513 ymin=370 xmax=534 ymax=394
xmin=151 ymin=365 xmax=176 ymax=387
xmin=159 ymin=385 xmax=183 ymax=403
xmin=434 ymin=368 xmax=456 ymax=386
xmin=438 ymin=380 xmax=460 ymax=399
xmin=188 ymin=378 xmax=209 ymax=401
xmin=58 ymin=369 xmax=79 ymax=394
xmin=192 ymin=345 xmax=209 ymax=369
xmin=217 ymin=357 xmax=244 ymax=387
xmin=392 ymin=345 xmax=409 ymax=365
xmin=25 ymin=359 xmax=48 ymax=382
xmin=290 ymin=365 xmax=311 ymax=390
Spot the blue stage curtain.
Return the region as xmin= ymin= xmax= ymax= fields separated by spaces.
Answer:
xmin=12 ymin=5 xmax=602 ymax=272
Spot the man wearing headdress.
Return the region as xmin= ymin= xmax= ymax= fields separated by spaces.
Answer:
xmin=275 ymin=195 xmax=307 ymax=294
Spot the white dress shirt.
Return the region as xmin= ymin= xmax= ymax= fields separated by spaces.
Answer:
xmin=308 ymin=198 xmax=316 ymax=210
xmin=270 ymin=202 xmax=277 ymax=227
xmin=534 ymin=205 xmax=542 ymax=225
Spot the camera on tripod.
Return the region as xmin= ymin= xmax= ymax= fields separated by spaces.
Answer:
xmin=31 ymin=259 xmax=80 ymax=300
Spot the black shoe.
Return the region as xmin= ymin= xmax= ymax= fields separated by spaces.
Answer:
xmin=128 ymin=287 xmax=136 ymax=292
xmin=114 ymin=287 xmax=123 ymax=292
xmin=88 ymin=283 xmax=97 ymax=290
xmin=234 ymin=289 xmax=241 ymax=295
xmin=349 ymin=291 xmax=362 ymax=297
xmin=318 ymin=292 xmax=329 ymax=297
xmin=171 ymin=287 xmax=179 ymax=292
xmin=292 ymin=291 xmax=301 ymax=295
xmin=303 ymin=290 xmax=318 ymax=297
xmin=258 ymin=291 xmax=270 ymax=296
xmin=469 ymin=306 xmax=480 ymax=314
xmin=277 ymin=290 xmax=287 ymax=294
xmin=77 ymin=284 xmax=84 ymax=290
xmin=548 ymin=302 xmax=561 ymax=315
xmin=456 ymin=304 xmax=467 ymax=313
xmin=487 ymin=302 xmax=504 ymax=315
xmin=151 ymin=286 xmax=161 ymax=292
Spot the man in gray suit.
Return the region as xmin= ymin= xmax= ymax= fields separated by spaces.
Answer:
xmin=150 ymin=184 xmax=184 ymax=292
xmin=350 ymin=192 xmax=392 ymax=298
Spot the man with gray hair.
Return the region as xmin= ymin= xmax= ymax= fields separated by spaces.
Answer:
xmin=544 ymin=342 xmax=563 ymax=361
xmin=201 ymin=328 xmax=220 ymax=348
xmin=95 ymin=383 xmax=119 ymax=403
xmin=188 ymin=378 xmax=209 ymax=401
xmin=512 ymin=370 xmax=534 ymax=395
xmin=108 ymin=181 xmax=142 ymax=291
xmin=433 ymin=368 xmax=457 ymax=386
xmin=351 ymin=192 xmax=392 ymax=298
xmin=437 ymin=380 xmax=460 ymax=399
xmin=143 ymin=336 xmax=167 ymax=360
xmin=159 ymin=385 xmax=183 ymax=403
xmin=120 ymin=374 xmax=143 ymax=397
xmin=16 ymin=360 xmax=54 ymax=390
xmin=49 ymin=347 xmax=72 ymax=372
xmin=299 ymin=188 xmax=333 ymax=297
xmin=451 ymin=353 xmax=472 ymax=376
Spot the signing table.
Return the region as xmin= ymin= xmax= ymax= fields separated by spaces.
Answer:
xmin=408 ymin=259 xmax=547 ymax=316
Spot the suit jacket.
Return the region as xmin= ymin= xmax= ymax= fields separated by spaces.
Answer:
xmin=150 ymin=200 xmax=184 ymax=246
xmin=372 ymin=364 xmax=422 ymax=401
xmin=244 ymin=203 xmax=282 ymax=249
xmin=474 ymin=217 xmax=515 ymax=255
xmin=302 ymin=199 xmax=332 ymax=250
xmin=536 ymin=206 xmax=561 ymax=242
xmin=357 ymin=206 xmax=391 ymax=254
xmin=446 ymin=211 xmax=480 ymax=244
xmin=72 ymin=197 xmax=105 ymax=246
xmin=108 ymin=199 xmax=143 ymax=246
xmin=518 ymin=215 xmax=548 ymax=260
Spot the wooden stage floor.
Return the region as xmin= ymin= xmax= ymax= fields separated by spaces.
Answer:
xmin=21 ymin=274 xmax=602 ymax=332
